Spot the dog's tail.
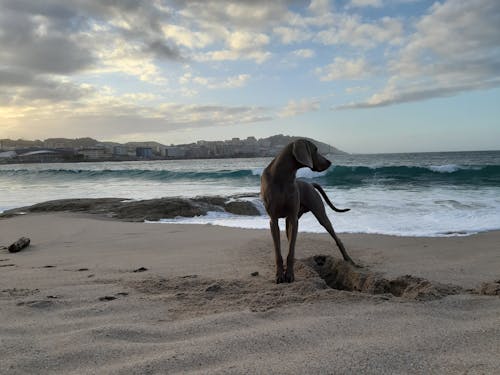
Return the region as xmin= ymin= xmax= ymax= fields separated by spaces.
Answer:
xmin=312 ymin=183 xmax=350 ymax=213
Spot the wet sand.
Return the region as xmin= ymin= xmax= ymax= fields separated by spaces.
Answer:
xmin=1 ymin=213 xmax=499 ymax=374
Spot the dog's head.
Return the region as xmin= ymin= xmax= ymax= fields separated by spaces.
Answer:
xmin=292 ymin=139 xmax=331 ymax=172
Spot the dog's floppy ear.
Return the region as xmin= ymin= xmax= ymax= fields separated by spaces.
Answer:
xmin=292 ymin=140 xmax=314 ymax=169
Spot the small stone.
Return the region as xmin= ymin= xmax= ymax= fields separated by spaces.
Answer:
xmin=205 ymin=284 xmax=221 ymax=292
xmin=8 ymin=237 xmax=30 ymax=253
xmin=251 ymin=271 xmax=259 ymax=277
xmin=99 ymin=296 xmax=116 ymax=301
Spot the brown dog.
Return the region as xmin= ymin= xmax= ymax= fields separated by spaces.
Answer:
xmin=260 ymin=139 xmax=354 ymax=283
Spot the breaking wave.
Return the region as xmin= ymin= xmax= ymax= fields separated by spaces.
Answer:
xmin=1 ymin=164 xmax=499 ymax=186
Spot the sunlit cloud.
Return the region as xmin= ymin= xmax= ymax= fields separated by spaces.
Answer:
xmin=316 ymin=57 xmax=372 ymax=81
xmin=279 ymin=98 xmax=320 ymax=117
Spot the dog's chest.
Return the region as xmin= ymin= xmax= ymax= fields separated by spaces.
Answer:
xmin=262 ymin=181 xmax=299 ymax=217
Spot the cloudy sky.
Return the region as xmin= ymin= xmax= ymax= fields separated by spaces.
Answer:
xmin=0 ymin=0 xmax=499 ymax=153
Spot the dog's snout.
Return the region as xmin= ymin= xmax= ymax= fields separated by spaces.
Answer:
xmin=314 ymin=155 xmax=331 ymax=172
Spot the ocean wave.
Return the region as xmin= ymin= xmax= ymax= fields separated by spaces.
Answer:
xmin=315 ymin=164 xmax=500 ymax=186
xmin=0 ymin=168 xmax=258 ymax=181
xmin=1 ymin=164 xmax=499 ymax=186
xmin=428 ymin=164 xmax=462 ymax=173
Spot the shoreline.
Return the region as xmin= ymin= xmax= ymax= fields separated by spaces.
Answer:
xmin=3 ymin=196 xmax=500 ymax=239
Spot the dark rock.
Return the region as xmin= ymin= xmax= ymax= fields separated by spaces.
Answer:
xmin=251 ymin=271 xmax=259 ymax=277
xmin=99 ymin=296 xmax=116 ymax=301
xmin=114 ymin=198 xmax=207 ymax=221
xmin=8 ymin=237 xmax=30 ymax=253
xmin=205 ymin=283 xmax=221 ymax=292
xmin=133 ymin=267 xmax=148 ymax=273
xmin=224 ymin=201 xmax=260 ymax=216
xmin=478 ymin=281 xmax=500 ymax=296
xmin=18 ymin=300 xmax=54 ymax=308
xmin=1 ymin=195 xmax=262 ymax=222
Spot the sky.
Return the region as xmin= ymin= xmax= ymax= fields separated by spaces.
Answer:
xmin=0 ymin=0 xmax=499 ymax=153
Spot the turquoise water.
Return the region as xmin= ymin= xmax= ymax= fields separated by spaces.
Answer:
xmin=1 ymin=151 xmax=499 ymax=236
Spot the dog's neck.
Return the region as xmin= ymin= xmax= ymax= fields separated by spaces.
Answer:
xmin=268 ymin=146 xmax=301 ymax=184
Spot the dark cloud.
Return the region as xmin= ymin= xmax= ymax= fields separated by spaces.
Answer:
xmin=0 ymin=0 xmax=183 ymax=103
xmin=144 ymin=39 xmax=183 ymax=61
xmin=0 ymin=68 xmax=94 ymax=104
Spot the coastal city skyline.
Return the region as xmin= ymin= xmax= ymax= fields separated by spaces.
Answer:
xmin=1 ymin=0 xmax=499 ymax=153
xmin=0 ymin=134 xmax=344 ymax=163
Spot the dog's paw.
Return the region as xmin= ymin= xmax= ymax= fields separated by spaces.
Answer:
xmin=275 ymin=272 xmax=286 ymax=284
xmin=284 ymin=269 xmax=295 ymax=283
xmin=348 ymin=259 xmax=362 ymax=268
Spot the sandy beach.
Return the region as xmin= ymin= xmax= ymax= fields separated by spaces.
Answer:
xmin=1 ymin=212 xmax=499 ymax=374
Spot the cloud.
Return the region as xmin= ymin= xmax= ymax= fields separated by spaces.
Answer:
xmin=292 ymin=49 xmax=316 ymax=59
xmin=0 ymin=68 xmax=95 ymax=105
xmin=0 ymin=0 xmax=186 ymax=104
xmin=349 ymin=0 xmax=384 ymax=8
xmin=339 ymin=0 xmax=500 ymax=108
xmin=176 ymin=0 xmax=290 ymax=30
xmin=1 ymin=89 xmax=273 ymax=139
xmin=345 ymin=86 xmax=370 ymax=94
xmin=179 ymin=72 xmax=251 ymax=89
xmin=308 ymin=0 xmax=332 ymax=14
xmin=196 ymin=49 xmax=271 ymax=64
xmin=162 ymin=24 xmax=214 ymax=49
xmin=315 ymin=15 xmax=404 ymax=48
xmin=196 ymin=30 xmax=271 ymax=63
xmin=0 ymin=4 xmax=94 ymax=76
xmin=227 ymin=30 xmax=270 ymax=50
xmin=316 ymin=57 xmax=371 ymax=81
xmin=279 ymin=98 xmax=320 ymax=117
xmin=273 ymin=26 xmax=312 ymax=44
xmin=337 ymin=78 xmax=500 ymax=109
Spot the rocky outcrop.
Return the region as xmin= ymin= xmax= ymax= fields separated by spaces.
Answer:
xmin=0 ymin=195 xmax=261 ymax=222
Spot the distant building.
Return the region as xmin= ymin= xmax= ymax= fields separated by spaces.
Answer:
xmin=186 ymin=145 xmax=209 ymax=158
xmin=113 ymin=146 xmax=128 ymax=156
xmin=78 ymin=147 xmax=107 ymax=160
xmin=165 ymin=147 xmax=186 ymax=158
xmin=136 ymin=147 xmax=153 ymax=158
xmin=0 ymin=151 xmax=16 ymax=159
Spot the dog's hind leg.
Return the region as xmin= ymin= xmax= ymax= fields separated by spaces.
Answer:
xmin=310 ymin=204 xmax=355 ymax=265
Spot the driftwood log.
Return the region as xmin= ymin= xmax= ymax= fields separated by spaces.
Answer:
xmin=8 ymin=237 xmax=31 ymax=253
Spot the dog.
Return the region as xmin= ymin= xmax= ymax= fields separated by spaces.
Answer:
xmin=260 ymin=139 xmax=354 ymax=283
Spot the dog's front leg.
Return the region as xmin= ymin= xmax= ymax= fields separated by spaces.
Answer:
xmin=270 ymin=218 xmax=285 ymax=283
xmin=284 ymin=216 xmax=298 ymax=283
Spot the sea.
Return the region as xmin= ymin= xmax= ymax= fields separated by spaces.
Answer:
xmin=1 ymin=151 xmax=500 ymax=237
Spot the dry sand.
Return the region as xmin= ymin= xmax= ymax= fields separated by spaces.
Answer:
xmin=1 ymin=213 xmax=499 ymax=374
